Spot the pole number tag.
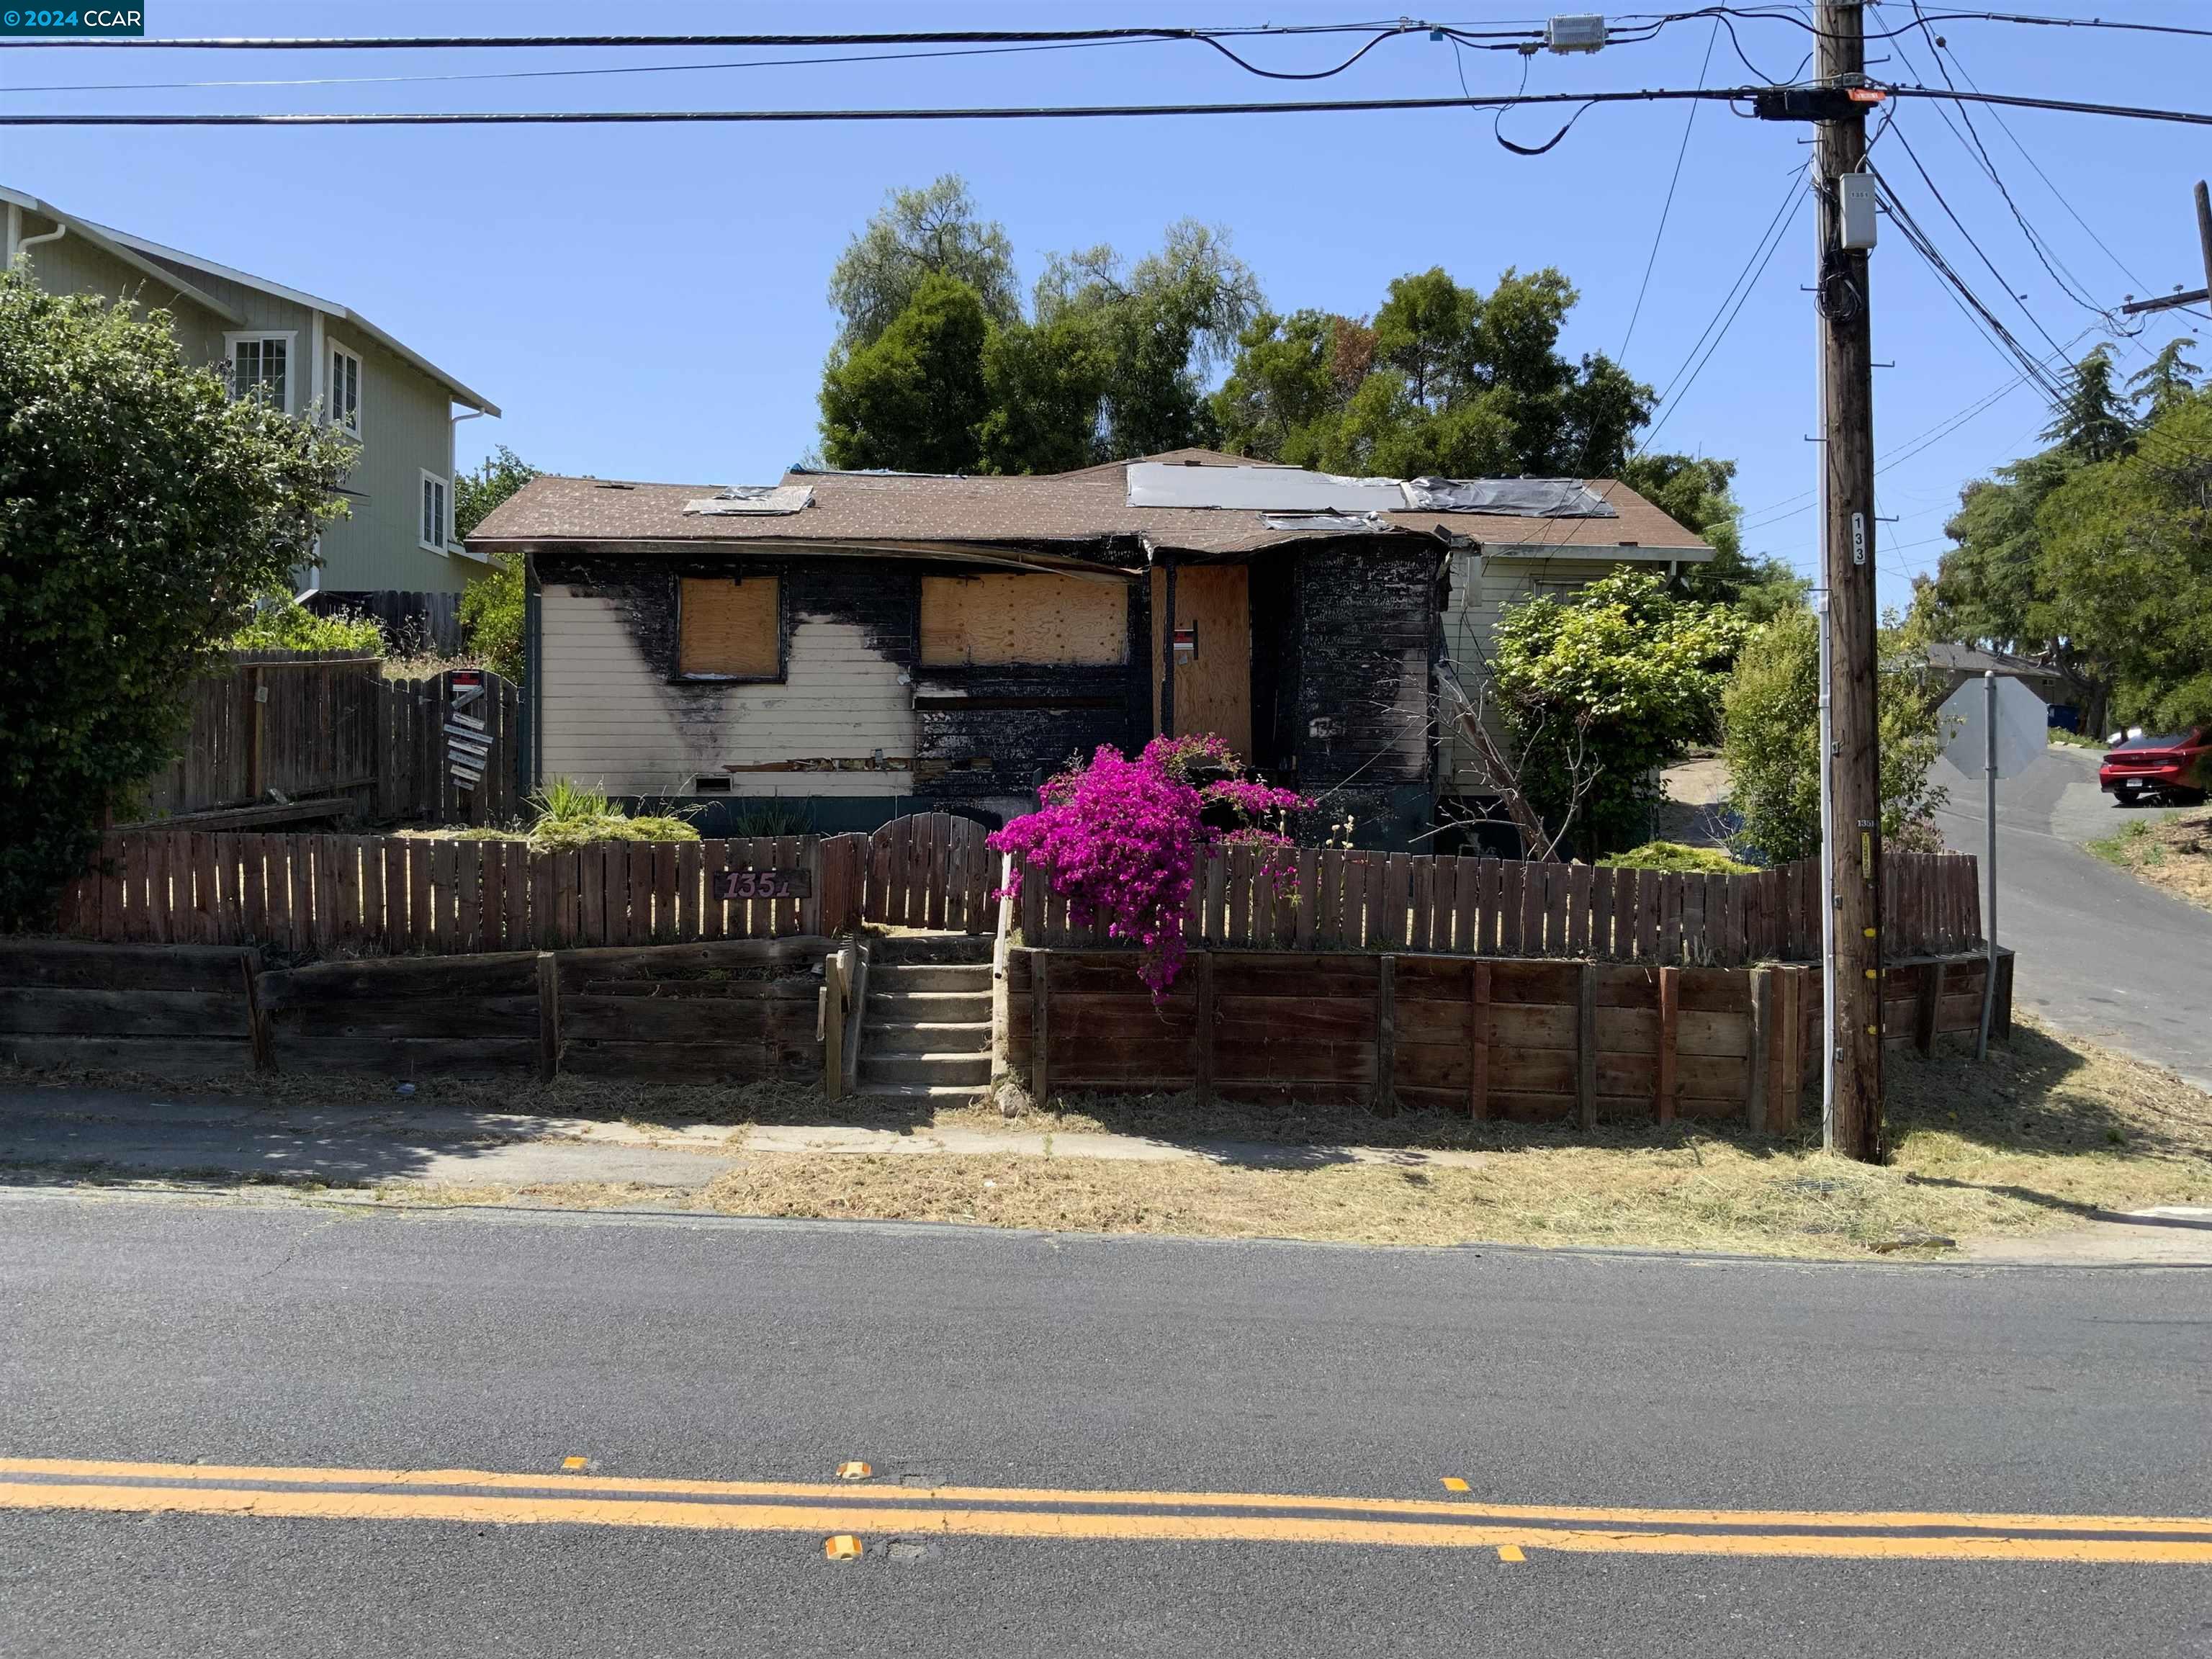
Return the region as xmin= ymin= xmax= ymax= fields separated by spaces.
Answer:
xmin=1851 ymin=511 xmax=1866 ymax=566
xmin=714 ymin=868 xmax=811 ymax=901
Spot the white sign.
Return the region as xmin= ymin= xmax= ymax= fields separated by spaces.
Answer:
xmin=1941 ymin=674 xmax=2045 ymax=779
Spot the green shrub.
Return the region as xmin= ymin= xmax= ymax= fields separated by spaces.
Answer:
xmin=0 ymin=271 xmax=356 ymax=926
xmin=1599 ymin=840 xmax=1753 ymax=874
xmin=459 ymin=557 xmax=523 ymax=681
xmin=528 ymin=814 xmax=698 ymax=853
xmin=529 ymin=776 xmax=612 ymax=824
xmin=227 ymin=593 xmax=385 ymax=655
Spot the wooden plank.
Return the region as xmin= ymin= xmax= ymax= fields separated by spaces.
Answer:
xmin=1577 ymin=963 xmax=1598 ymax=1130
xmin=1656 ymin=966 xmax=1680 ymax=1124
xmin=1192 ymin=949 xmax=1216 ymax=1107
xmin=1031 ymin=948 xmax=1051 ymax=1101
xmin=310 ymin=836 xmax=338 ymax=955
xmin=1525 ymin=860 xmax=1552 ymax=957
xmin=1292 ymin=848 xmax=1318 ymax=950
xmin=1584 ymin=866 xmax=1612 ymax=961
xmin=1226 ymin=845 xmax=1252 ymax=947
xmin=1251 ymin=845 xmax=1277 ymax=947
xmin=1468 ymin=960 xmax=1491 ymax=1120
xmin=553 ymin=850 xmax=580 ymax=950
xmin=422 ymin=839 xmax=452 ymax=955
xmin=1915 ymin=961 xmax=1945 ymax=1056
xmin=1372 ymin=954 xmax=1396 ymax=1110
xmin=671 ymin=840 xmax=701 ymax=946
xmin=1452 ymin=856 xmax=1479 ymax=958
xmin=379 ymin=837 xmax=407 ymax=952
xmin=1567 ymin=863 xmax=1593 ymax=959
xmin=1410 ymin=855 xmax=1434 ymax=953
xmin=1478 ymin=858 xmax=1504 ymax=956
xmin=453 ymin=841 xmax=480 ymax=953
xmin=237 ymin=833 xmax=266 ymax=944
xmin=1361 ymin=850 xmax=1388 ymax=953
xmin=1377 ymin=853 xmax=1406 ymax=950
xmin=1496 ymin=862 xmax=1524 ymax=957
xmin=536 ymin=950 xmax=561 ymax=1081
xmin=281 ymin=835 xmax=309 ymax=956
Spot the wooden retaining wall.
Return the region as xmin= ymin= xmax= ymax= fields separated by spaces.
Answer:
xmin=1020 ymin=848 xmax=1983 ymax=968
xmin=1007 ymin=947 xmax=2014 ymax=1127
xmin=0 ymin=937 xmax=827 ymax=1085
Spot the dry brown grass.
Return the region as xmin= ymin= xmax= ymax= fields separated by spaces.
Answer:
xmin=2088 ymin=808 xmax=2212 ymax=912
xmin=15 ymin=1016 xmax=2210 ymax=1259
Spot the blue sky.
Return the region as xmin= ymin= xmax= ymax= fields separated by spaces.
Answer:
xmin=8 ymin=1 xmax=2208 ymax=603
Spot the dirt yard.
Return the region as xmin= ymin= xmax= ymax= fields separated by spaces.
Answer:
xmin=2090 ymin=809 xmax=2212 ymax=914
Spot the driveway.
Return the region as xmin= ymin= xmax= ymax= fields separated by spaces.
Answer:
xmin=1932 ymin=744 xmax=2211 ymax=1092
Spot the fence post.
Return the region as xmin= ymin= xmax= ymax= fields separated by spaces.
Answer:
xmin=1747 ymin=966 xmax=1772 ymax=1131
xmin=823 ymin=951 xmax=845 ymax=1103
xmin=1192 ymin=949 xmax=1215 ymax=1108
xmin=1916 ymin=961 xmax=1945 ymax=1056
xmin=1577 ymin=963 xmax=1598 ymax=1130
xmin=239 ymin=950 xmax=273 ymax=1074
xmin=1030 ymin=948 xmax=1051 ymax=1103
xmin=245 ymin=665 xmax=266 ymax=802
xmin=536 ymin=950 xmax=561 ymax=1082
xmin=1374 ymin=954 xmax=1397 ymax=1113
xmin=1467 ymin=961 xmax=1491 ymax=1121
xmin=1655 ymin=966 xmax=1680 ymax=1125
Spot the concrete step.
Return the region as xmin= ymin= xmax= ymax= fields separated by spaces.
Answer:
xmin=863 ymin=1020 xmax=993 ymax=1056
xmin=869 ymin=961 xmax=991 ymax=994
xmin=859 ymin=1051 xmax=993 ymax=1087
xmin=853 ymin=1082 xmax=989 ymax=1102
xmin=872 ymin=933 xmax=994 ymax=966
xmin=866 ymin=989 xmax=992 ymax=1022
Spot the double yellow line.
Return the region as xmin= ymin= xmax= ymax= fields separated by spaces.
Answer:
xmin=4 ymin=1457 xmax=2211 ymax=1564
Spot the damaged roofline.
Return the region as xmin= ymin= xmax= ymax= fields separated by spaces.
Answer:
xmin=1480 ymin=542 xmax=1716 ymax=563
xmin=467 ymin=535 xmax=1145 ymax=579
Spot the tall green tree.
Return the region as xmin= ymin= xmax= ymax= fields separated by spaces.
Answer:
xmin=1616 ymin=454 xmax=1803 ymax=620
xmin=2128 ymin=336 xmax=2200 ymax=421
xmin=1213 ymin=266 xmax=1653 ymax=479
xmin=454 ymin=446 xmax=541 ymax=680
xmin=827 ymin=175 xmax=1019 ymax=351
xmin=2043 ymin=344 xmax=2134 ymax=462
xmin=0 ymin=271 xmax=355 ymax=925
xmin=818 ymin=273 xmax=992 ymax=474
xmin=1722 ymin=603 xmax=1949 ymax=864
xmin=1485 ymin=571 xmax=1748 ymax=856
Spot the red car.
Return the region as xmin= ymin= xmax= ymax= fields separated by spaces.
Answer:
xmin=2100 ymin=725 xmax=2211 ymax=805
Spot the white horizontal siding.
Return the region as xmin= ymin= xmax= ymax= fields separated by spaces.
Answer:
xmin=1442 ymin=552 xmax=1622 ymax=794
xmin=540 ymin=590 xmax=915 ymax=797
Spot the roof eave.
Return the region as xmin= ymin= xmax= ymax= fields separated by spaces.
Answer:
xmin=1481 ymin=541 xmax=1717 ymax=564
xmin=1 ymin=185 xmax=244 ymax=324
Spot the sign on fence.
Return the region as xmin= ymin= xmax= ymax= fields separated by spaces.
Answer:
xmin=714 ymin=868 xmax=811 ymax=902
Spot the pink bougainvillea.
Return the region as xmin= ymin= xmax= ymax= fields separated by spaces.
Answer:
xmin=990 ymin=734 xmax=1312 ymax=999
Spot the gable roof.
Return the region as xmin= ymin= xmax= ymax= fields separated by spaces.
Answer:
xmin=470 ymin=452 xmax=1713 ymax=566
xmin=3 ymin=183 xmax=498 ymax=415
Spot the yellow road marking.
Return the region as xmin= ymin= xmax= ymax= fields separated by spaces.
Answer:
xmin=6 ymin=1457 xmax=2206 ymax=1540
xmin=1441 ymin=1478 xmax=1470 ymax=1493
xmin=0 ymin=1459 xmax=2209 ymax=1564
xmin=1 ymin=1481 xmax=2208 ymax=1562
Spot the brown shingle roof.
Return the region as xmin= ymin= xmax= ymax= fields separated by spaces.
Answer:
xmin=468 ymin=452 xmax=1712 ymax=562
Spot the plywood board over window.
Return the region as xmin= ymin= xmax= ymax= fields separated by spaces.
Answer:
xmin=920 ymin=573 xmax=1128 ymax=667
xmin=678 ymin=575 xmax=781 ymax=679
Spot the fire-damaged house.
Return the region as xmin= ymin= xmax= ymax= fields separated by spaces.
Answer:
xmin=466 ymin=449 xmax=1711 ymax=848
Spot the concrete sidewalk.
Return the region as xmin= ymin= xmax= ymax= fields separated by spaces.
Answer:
xmin=5 ymin=1086 xmax=2206 ymax=1264
xmin=0 ymin=1087 xmax=1490 ymax=1192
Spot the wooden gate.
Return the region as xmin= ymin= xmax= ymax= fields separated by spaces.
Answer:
xmin=863 ymin=813 xmax=997 ymax=934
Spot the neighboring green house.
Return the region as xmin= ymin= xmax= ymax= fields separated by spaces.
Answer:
xmin=4 ymin=183 xmax=500 ymax=635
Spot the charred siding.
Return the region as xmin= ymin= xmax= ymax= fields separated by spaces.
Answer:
xmin=1290 ymin=541 xmax=1436 ymax=790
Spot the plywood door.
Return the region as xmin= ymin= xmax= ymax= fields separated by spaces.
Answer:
xmin=1150 ymin=565 xmax=1251 ymax=756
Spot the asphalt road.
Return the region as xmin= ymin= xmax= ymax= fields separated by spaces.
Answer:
xmin=1933 ymin=744 xmax=2211 ymax=1092
xmin=3 ymin=1191 xmax=2209 ymax=1658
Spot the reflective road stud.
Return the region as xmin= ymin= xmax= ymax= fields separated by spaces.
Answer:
xmin=561 ymin=1457 xmax=589 ymax=1471
xmin=1440 ymin=1478 xmax=1470 ymax=1493
xmin=837 ymin=1462 xmax=872 ymax=1481
xmin=824 ymin=1534 xmax=863 ymax=1560
xmin=1498 ymin=1545 xmax=1525 ymax=1563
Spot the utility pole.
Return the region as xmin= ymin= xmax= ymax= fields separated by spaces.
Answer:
xmin=1815 ymin=1 xmax=1884 ymax=1161
xmin=2117 ymin=180 xmax=2212 ymax=318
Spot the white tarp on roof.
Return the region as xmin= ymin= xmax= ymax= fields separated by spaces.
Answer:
xmin=1126 ymin=462 xmax=1406 ymax=513
xmin=1401 ymin=477 xmax=1617 ymax=517
xmin=683 ymin=484 xmax=815 ymax=516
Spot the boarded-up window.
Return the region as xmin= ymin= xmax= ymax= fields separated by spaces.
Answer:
xmin=678 ymin=576 xmax=781 ymax=678
xmin=919 ymin=573 xmax=1128 ymax=667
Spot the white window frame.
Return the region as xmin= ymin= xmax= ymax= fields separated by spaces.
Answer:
xmin=224 ymin=330 xmax=297 ymax=414
xmin=419 ymin=469 xmax=451 ymax=555
xmin=327 ymin=339 xmax=364 ymax=439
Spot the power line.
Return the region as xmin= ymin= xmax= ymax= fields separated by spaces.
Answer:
xmin=1620 ymin=18 xmax=1720 ymax=363
xmin=0 ymin=83 xmax=2206 ymax=128
xmin=1638 ymin=174 xmax=1810 ymax=451
xmin=0 ymin=22 xmax=1488 ymax=51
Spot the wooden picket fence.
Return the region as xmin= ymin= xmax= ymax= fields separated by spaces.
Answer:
xmin=131 ymin=652 xmax=519 ymax=828
xmin=862 ymin=811 xmax=997 ymax=933
xmin=1020 ymin=847 xmax=1981 ymax=968
xmin=57 ymin=829 xmax=863 ymax=954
